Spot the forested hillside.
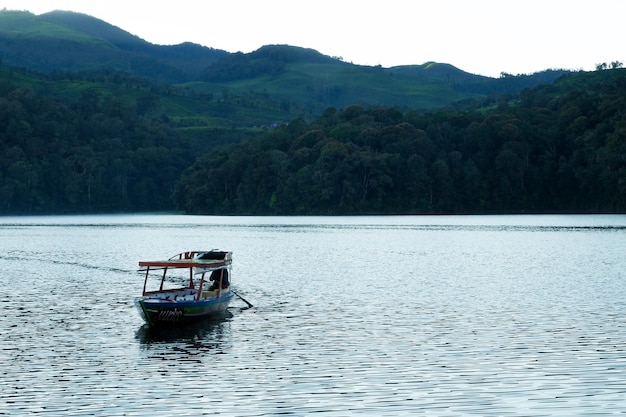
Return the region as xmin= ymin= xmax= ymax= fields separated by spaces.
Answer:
xmin=173 ymin=70 xmax=626 ymax=215
xmin=0 ymin=10 xmax=570 ymax=119
xmin=0 ymin=66 xmax=257 ymax=214
xmin=1 ymin=7 xmax=624 ymax=215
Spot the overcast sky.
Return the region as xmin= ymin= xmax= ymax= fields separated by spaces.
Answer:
xmin=1 ymin=0 xmax=623 ymax=77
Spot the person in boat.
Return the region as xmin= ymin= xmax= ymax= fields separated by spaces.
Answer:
xmin=209 ymin=268 xmax=229 ymax=291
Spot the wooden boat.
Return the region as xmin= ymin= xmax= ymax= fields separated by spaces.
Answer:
xmin=134 ymin=250 xmax=234 ymax=326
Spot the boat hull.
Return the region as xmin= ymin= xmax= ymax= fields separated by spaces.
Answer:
xmin=135 ymin=292 xmax=234 ymax=326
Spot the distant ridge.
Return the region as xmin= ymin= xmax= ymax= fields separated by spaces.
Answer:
xmin=0 ymin=10 xmax=228 ymax=81
xmin=39 ymin=10 xmax=149 ymax=49
xmin=388 ymin=62 xmax=485 ymax=82
xmin=0 ymin=9 xmax=571 ymax=110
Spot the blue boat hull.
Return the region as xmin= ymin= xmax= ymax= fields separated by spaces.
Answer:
xmin=135 ymin=292 xmax=234 ymax=326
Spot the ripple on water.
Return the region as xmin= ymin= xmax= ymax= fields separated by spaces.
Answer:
xmin=2 ymin=215 xmax=626 ymax=415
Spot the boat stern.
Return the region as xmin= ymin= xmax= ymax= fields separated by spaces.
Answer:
xmin=134 ymin=298 xmax=152 ymax=326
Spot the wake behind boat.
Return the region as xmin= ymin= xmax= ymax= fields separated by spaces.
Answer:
xmin=134 ymin=250 xmax=234 ymax=327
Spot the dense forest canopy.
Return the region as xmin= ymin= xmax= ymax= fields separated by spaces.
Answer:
xmin=0 ymin=66 xmax=257 ymax=214
xmin=0 ymin=60 xmax=625 ymax=215
xmin=173 ymin=70 xmax=626 ymax=215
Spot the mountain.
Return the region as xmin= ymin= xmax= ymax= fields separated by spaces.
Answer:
xmin=0 ymin=9 xmax=571 ymax=123
xmin=0 ymin=10 xmax=228 ymax=82
xmin=1 ymin=9 xmax=623 ymax=215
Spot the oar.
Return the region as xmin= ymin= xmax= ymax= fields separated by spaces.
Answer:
xmin=232 ymin=290 xmax=253 ymax=308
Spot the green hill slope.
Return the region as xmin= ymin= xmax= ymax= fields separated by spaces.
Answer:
xmin=0 ymin=10 xmax=227 ymax=81
xmin=0 ymin=9 xmax=571 ymax=120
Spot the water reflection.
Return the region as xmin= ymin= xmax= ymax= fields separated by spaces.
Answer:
xmin=136 ymin=312 xmax=233 ymax=362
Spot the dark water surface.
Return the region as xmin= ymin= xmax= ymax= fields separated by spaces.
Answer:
xmin=1 ymin=214 xmax=626 ymax=416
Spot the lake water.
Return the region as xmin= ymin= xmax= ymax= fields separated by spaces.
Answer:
xmin=1 ymin=214 xmax=626 ymax=416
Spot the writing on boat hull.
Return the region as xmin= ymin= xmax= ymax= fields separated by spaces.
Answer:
xmin=156 ymin=308 xmax=184 ymax=322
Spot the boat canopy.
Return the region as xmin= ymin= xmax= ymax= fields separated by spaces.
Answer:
xmin=138 ymin=251 xmax=232 ymax=272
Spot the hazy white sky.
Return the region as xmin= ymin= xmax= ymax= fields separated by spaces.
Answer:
xmin=1 ymin=0 xmax=623 ymax=77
